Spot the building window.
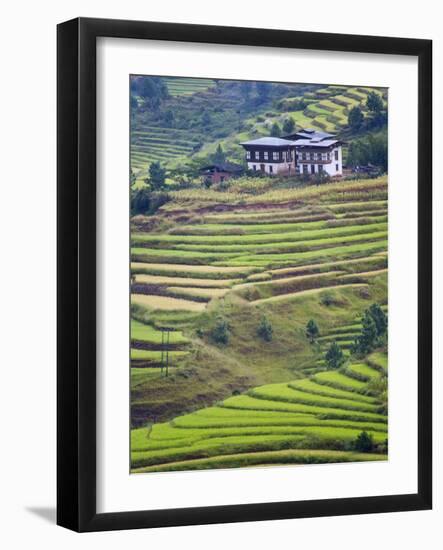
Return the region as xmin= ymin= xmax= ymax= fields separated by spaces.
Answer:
xmin=327 ymin=152 xmax=330 ymax=160
xmin=334 ymin=149 xmax=339 ymax=161
xmin=336 ymin=164 xmax=339 ymax=171
xmin=269 ymin=165 xmax=273 ymax=173
xmin=303 ymin=164 xmax=308 ymax=174
xmin=264 ymin=151 xmax=269 ymax=160
xmin=273 ymin=151 xmax=280 ymax=161
xmin=255 ymin=151 xmax=260 ymax=160
xmin=253 ymin=165 xmax=257 ymax=171
xmin=246 ymin=151 xmax=251 ymax=159
xmin=311 ymin=164 xmax=315 ymax=174
xmin=318 ymin=165 xmax=323 ymax=172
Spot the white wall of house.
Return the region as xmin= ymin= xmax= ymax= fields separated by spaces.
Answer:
xmin=296 ymin=146 xmax=343 ymax=176
xmin=324 ymin=146 xmax=343 ymax=176
xmin=246 ymin=161 xmax=295 ymax=175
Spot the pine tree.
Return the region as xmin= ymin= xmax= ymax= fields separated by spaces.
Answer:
xmin=368 ymin=303 xmax=387 ymax=338
xmin=148 ymin=161 xmax=166 ymax=191
xmin=325 ymin=341 xmax=345 ymax=370
xmin=348 ymin=106 xmax=364 ymax=130
xmin=366 ymin=91 xmax=384 ymax=113
xmin=353 ymin=311 xmax=378 ymax=355
xmin=212 ymin=144 xmax=226 ymax=164
xmin=306 ymin=319 xmax=319 ymax=343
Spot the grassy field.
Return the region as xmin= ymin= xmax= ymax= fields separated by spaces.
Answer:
xmin=130 ymin=175 xmax=388 ymax=471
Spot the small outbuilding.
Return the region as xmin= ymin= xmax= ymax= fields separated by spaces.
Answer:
xmin=199 ymin=162 xmax=244 ymax=185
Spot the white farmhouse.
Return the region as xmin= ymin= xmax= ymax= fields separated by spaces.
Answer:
xmin=241 ymin=129 xmax=343 ymax=177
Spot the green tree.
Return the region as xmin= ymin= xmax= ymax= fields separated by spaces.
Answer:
xmin=130 ymin=187 xmax=150 ymax=215
xmin=212 ymin=143 xmax=226 ymax=164
xmin=348 ymin=106 xmax=364 ymax=130
xmin=352 ymin=311 xmax=378 ymax=355
xmin=270 ymin=122 xmax=281 ymax=137
xmin=211 ymin=317 xmax=230 ymax=345
xmin=366 ymin=91 xmax=384 ymax=113
xmin=325 ymin=341 xmax=345 ymax=370
xmin=147 ymin=161 xmax=166 ymax=191
xmin=347 ymin=131 xmax=387 ymax=171
xmin=354 ymin=431 xmax=374 ymax=452
xmin=282 ymin=117 xmax=295 ymax=134
xmin=257 ymin=316 xmax=273 ymax=342
xmin=306 ymin=319 xmax=319 ymax=343
xmin=368 ymin=303 xmax=388 ymax=338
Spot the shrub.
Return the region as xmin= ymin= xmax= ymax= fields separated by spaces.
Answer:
xmin=211 ymin=317 xmax=230 ymax=345
xmin=312 ymin=170 xmax=331 ymax=185
xmin=320 ymin=292 xmax=334 ymax=307
xmin=131 ymin=187 xmax=151 ymax=215
xmin=257 ymin=316 xmax=273 ymax=342
xmin=353 ymin=431 xmax=374 ymax=452
xmin=148 ymin=192 xmax=170 ymax=214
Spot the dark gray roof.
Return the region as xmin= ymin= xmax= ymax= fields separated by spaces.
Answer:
xmin=240 ymin=137 xmax=296 ymax=147
xmin=283 ymin=129 xmax=336 ymax=141
xmin=295 ymin=139 xmax=339 ymax=148
xmin=199 ymin=162 xmax=243 ymax=173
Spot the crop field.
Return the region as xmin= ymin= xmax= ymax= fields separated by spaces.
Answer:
xmin=130 ymin=175 xmax=388 ymax=471
xmin=163 ymin=77 xmax=215 ymax=96
xmin=131 ymin=354 xmax=387 ymax=472
xmin=131 ymin=178 xmax=387 ymax=313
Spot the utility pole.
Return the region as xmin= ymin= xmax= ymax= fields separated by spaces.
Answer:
xmin=165 ymin=330 xmax=170 ymax=377
xmin=160 ymin=329 xmax=165 ymax=376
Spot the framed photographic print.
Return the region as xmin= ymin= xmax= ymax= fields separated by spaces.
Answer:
xmin=57 ymin=17 xmax=432 ymax=532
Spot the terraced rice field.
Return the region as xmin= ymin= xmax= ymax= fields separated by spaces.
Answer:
xmin=130 ymin=176 xmax=388 ymax=470
xmin=281 ymin=85 xmax=387 ymax=135
xmin=131 ymin=83 xmax=386 ymax=180
xmin=131 ymin=177 xmax=387 ymax=320
xmin=131 ymin=354 xmax=387 ymax=472
xmin=163 ymin=77 xmax=215 ymax=96
xmin=131 ymin=127 xmax=202 ymax=177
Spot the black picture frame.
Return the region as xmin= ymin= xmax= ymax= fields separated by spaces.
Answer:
xmin=57 ymin=17 xmax=432 ymax=532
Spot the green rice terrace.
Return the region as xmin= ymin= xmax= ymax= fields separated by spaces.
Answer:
xmin=131 ymin=80 xmax=387 ymax=183
xmin=130 ymin=175 xmax=388 ymax=472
